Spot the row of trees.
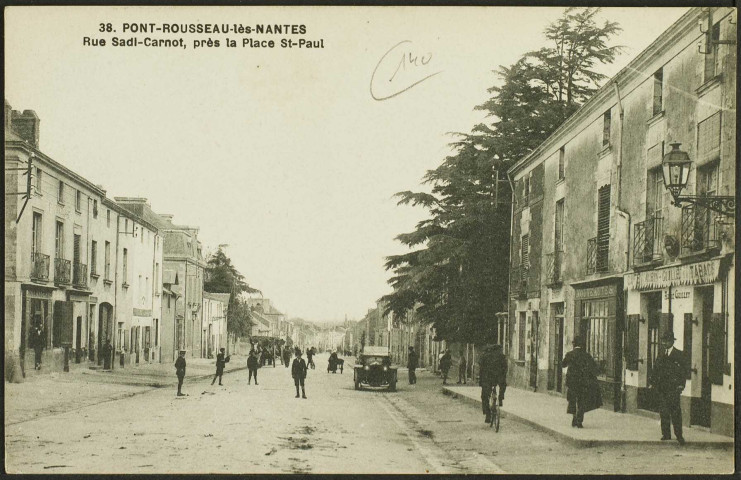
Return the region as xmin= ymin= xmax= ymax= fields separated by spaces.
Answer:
xmin=381 ymin=8 xmax=623 ymax=344
xmin=203 ymin=247 xmax=260 ymax=341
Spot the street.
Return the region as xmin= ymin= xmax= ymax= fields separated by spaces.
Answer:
xmin=5 ymin=353 xmax=733 ymax=474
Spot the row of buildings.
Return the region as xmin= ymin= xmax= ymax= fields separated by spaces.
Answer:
xmin=4 ymin=100 xmax=230 ymax=377
xmin=503 ymin=7 xmax=735 ymax=437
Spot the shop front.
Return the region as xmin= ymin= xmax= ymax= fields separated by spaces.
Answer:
xmin=624 ymin=255 xmax=733 ymax=436
xmin=572 ymin=278 xmax=624 ymax=411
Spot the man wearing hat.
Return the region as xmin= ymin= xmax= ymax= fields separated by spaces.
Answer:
xmin=479 ymin=344 xmax=508 ymax=423
xmin=175 ymin=350 xmax=187 ymax=396
xmin=562 ymin=336 xmax=601 ymax=428
xmin=407 ymin=346 xmax=419 ymax=385
xmin=650 ymin=331 xmax=687 ymax=445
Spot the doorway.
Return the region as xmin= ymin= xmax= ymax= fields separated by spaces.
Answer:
xmin=643 ymin=292 xmax=662 ymax=412
xmin=75 ymin=316 xmax=83 ymax=363
xmin=693 ymin=286 xmax=714 ymax=428
xmin=529 ymin=312 xmax=539 ymax=389
xmin=551 ymin=303 xmax=565 ymax=392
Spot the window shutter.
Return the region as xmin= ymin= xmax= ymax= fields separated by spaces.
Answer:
xmin=708 ymin=313 xmax=725 ymax=385
xmin=123 ymin=329 xmax=128 ymax=351
xmin=626 ymin=314 xmax=640 ymax=370
xmin=683 ymin=313 xmax=693 ymax=379
xmin=659 ymin=312 xmax=673 ymax=339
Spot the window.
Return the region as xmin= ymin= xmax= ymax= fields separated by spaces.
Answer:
xmin=521 ymin=234 xmax=530 ymax=270
xmin=558 ymin=147 xmax=565 ymax=180
xmin=704 ymin=21 xmax=721 ymax=82
xmin=555 ymin=200 xmax=564 ymax=252
xmin=154 ymin=320 xmax=159 ymax=346
xmin=652 ymin=68 xmax=663 ymax=116
xmin=104 ymin=241 xmax=111 ymax=280
xmin=76 ymin=190 xmax=82 ymax=212
xmin=58 ymin=180 xmax=64 ymax=204
xmin=698 ymin=162 xmax=719 ymax=197
xmin=523 ymin=176 xmax=530 ymax=204
xmin=602 ymin=110 xmax=611 ymax=147
xmin=141 ymin=226 xmax=144 ymax=243
xmin=90 ymin=241 xmax=98 ymax=275
xmin=167 ymin=295 xmax=171 ymax=309
xmin=155 ymin=263 xmax=160 ymax=294
xmin=697 ymin=112 xmax=721 ymax=163
xmin=55 ymin=221 xmax=65 ymax=258
xmin=107 ymin=209 xmax=111 ymax=228
xmin=93 ymin=200 xmax=98 ymax=218
xmin=518 ymin=312 xmax=526 ymax=361
xmin=73 ymin=234 xmax=81 ymax=266
xmin=123 ymin=248 xmax=128 ymax=284
xmin=32 ymin=212 xmax=42 ymax=254
xmin=125 ymin=218 xmax=128 ymax=233
xmin=35 ymin=168 xmax=42 ymax=195
xmin=582 ymin=299 xmax=615 ymax=377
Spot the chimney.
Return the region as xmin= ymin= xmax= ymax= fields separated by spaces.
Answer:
xmin=10 ymin=109 xmax=40 ymax=148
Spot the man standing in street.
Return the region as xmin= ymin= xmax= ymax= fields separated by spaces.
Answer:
xmin=283 ymin=346 xmax=291 ymax=368
xmin=247 ymin=350 xmax=259 ymax=385
xmin=439 ymin=349 xmax=452 ymax=385
xmin=30 ymin=320 xmax=45 ymax=370
xmin=562 ymin=336 xmax=601 ymax=428
xmin=650 ymin=331 xmax=688 ymax=445
xmin=102 ymin=338 xmax=113 ymax=370
xmin=407 ymin=346 xmax=418 ymax=385
xmin=479 ymin=344 xmax=508 ymax=423
xmin=292 ymin=348 xmax=308 ymax=399
xmin=211 ymin=347 xmax=230 ymax=386
xmin=175 ymin=350 xmax=187 ymax=396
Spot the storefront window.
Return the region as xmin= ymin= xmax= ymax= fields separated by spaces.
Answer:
xmin=582 ymin=299 xmax=615 ymax=377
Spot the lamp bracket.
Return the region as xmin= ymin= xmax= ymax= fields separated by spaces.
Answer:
xmin=671 ymin=195 xmax=735 ymax=218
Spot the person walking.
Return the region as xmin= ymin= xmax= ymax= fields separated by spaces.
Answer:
xmin=247 ymin=350 xmax=259 ymax=385
xmin=440 ymin=349 xmax=452 ymax=385
xmin=30 ymin=321 xmax=45 ymax=370
xmin=175 ymin=350 xmax=187 ymax=396
xmin=211 ymin=347 xmax=230 ymax=386
xmin=562 ymin=336 xmax=601 ymax=428
xmin=650 ymin=331 xmax=688 ymax=445
xmin=457 ymin=349 xmax=468 ymax=384
xmin=407 ymin=346 xmax=419 ymax=385
xmin=479 ymin=344 xmax=508 ymax=423
xmin=306 ymin=347 xmax=315 ymax=370
xmin=282 ymin=346 xmax=291 ymax=368
xmin=291 ymin=348 xmax=308 ymax=399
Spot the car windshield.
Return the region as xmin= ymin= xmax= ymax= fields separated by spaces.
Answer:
xmin=364 ymin=356 xmax=388 ymax=365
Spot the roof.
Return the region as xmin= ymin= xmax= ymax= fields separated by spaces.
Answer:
xmin=362 ymin=346 xmax=390 ymax=356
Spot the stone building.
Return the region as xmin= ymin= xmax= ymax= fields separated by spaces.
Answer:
xmin=202 ymin=292 xmax=229 ymax=358
xmin=505 ymin=7 xmax=735 ymax=436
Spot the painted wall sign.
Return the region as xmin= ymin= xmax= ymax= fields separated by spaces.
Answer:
xmin=574 ymin=284 xmax=618 ymax=300
xmin=625 ymin=259 xmax=721 ymax=291
xmin=664 ymin=290 xmax=691 ymax=300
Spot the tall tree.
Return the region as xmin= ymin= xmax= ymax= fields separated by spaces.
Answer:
xmin=204 ymin=247 xmax=260 ymax=339
xmin=382 ymin=8 xmax=621 ymax=344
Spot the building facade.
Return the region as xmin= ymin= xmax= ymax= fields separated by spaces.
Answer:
xmin=506 ymin=7 xmax=735 ymax=436
xmin=202 ymin=292 xmax=229 ymax=358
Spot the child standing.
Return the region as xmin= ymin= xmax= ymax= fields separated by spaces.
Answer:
xmin=211 ymin=347 xmax=230 ymax=386
xmin=291 ymin=348 xmax=308 ymax=399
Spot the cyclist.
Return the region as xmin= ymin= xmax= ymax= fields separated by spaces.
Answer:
xmin=479 ymin=344 xmax=508 ymax=424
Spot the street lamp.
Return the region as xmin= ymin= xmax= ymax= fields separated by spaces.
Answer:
xmin=661 ymin=142 xmax=735 ymax=218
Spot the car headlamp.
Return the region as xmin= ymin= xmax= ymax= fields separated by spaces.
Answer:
xmin=383 ymin=366 xmax=388 ymax=371
xmin=364 ymin=365 xmax=370 ymax=370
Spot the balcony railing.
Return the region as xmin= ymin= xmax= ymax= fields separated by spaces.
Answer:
xmin=633 ymin=214 xmax=664 ymax=266
xmin=30 ymin=252 xmax=50 ymax=281
xmin=73 ymin=262 xmax=88 ymax=288
xmin=586 ymin=237 xmax=608 ymax=275
xmin=545 ymin=250 xmax=563 ymax=285
xmin=681 ymin=204 xmax=720 ymax=255
xmin=54 ymin=258 xmax=72 ymax=285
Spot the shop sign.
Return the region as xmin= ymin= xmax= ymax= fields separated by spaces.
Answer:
xmin=574 ymin=284 xmax=617 ymax=300
xmin=664 ymin=290 xmax=690 ymax=300
xmin=626 ymin=259 xmax=721 ymax=291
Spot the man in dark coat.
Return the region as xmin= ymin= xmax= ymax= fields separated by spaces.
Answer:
xmin=562 ymin=336 xmax=601 ymax=428
xmin=102 ymin=338 xmax=113 ymax=369
xmin=479 ymin=344 xmax=508 ymax=423
xmin=306 ymin=347 xmax=315 ymax=369
xmin=292 ymin=348 xmax=308 ymax=399
xmin=211 ymin=347 xmax=230 ymax=386
xmin=650 ymin=331 xmax=688 ymax=445
xmin=247 ymin=350 xmax=259 ymax=385
xmin=407 ymin=346 xmax=419 ymax=384
xmin=175 ymin=350 xmax=187 ymax=396
xmin=30 ymin=321 xmax=45 ymax=370
xmin=439 ymin=349 xmax=452 ymax=385
xmin=283 ymin=346 xmax=291 ymax=368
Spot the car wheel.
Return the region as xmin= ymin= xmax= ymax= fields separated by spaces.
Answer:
xmin=389 ymin=380 xmax=396 ymax=392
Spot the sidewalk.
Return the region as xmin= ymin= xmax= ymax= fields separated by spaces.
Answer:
xmin=443 ymin=385 xmax=733 ymax=449
xmin=5 ymin=355 xmax=248 ymax=426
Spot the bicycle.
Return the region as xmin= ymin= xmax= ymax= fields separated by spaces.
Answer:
xmin=489 ymin=385 xmax=500 ymax=432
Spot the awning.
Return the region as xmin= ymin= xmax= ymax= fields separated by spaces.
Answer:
xmin=625 ymin=258 xmax=724 ymax=291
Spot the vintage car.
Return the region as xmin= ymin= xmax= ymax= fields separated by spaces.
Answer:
xmin=353 ymin=346 xmax=397 ymax=391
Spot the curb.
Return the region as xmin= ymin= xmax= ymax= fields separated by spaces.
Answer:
xmin=79 ymin=366 xmax=249 ymax=388
xmin=442 ymin=388 xmax=733 ymax=449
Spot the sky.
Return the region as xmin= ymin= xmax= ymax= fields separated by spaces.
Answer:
xmin=5 ymin=6 xmax=689 ymax=323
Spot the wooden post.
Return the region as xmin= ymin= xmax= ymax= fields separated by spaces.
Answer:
xmin=63 ymin=346 xmax=70 ymax=372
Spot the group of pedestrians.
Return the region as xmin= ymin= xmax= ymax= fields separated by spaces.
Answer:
xmin=174 ymin=346 xmax=309 ymax=399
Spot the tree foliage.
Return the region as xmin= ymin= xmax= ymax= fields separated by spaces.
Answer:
xmin=381 ymin=8 xmax=621 ymax=344
xmin=204 ymin=247 xmax=261 ymax=339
